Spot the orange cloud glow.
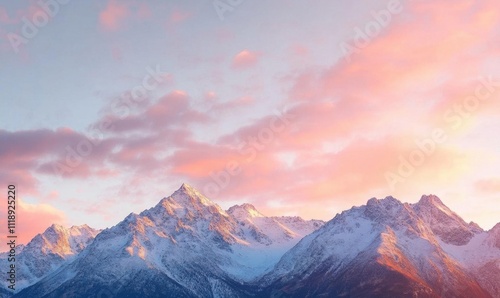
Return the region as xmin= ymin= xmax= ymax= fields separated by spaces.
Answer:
xmin=0 ymin=199 xmax=66 ymax=250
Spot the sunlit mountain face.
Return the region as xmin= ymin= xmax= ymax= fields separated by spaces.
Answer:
xmin=2 ymin=185 xmax=498 ymax=298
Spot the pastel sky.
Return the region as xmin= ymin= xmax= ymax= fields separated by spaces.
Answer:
xmin=1 ymin=0 xmax=500 ymax=246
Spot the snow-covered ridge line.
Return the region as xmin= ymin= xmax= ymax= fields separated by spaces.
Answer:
xmin=3 ymin=185 xmax=499 ymax=298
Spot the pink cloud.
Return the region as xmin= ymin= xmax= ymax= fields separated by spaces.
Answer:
xmin=93 ymin=90 xmax=209 ymax=135
xmin=0 ymin=128 xmax=121 ymax=187
xmin=282 ymin=0 xmax=499 ymax=110
xmin=475 ymin=178 xmax=500 ymax=194
xmin=160 ymin=0 xmax=500 ymax=220
xmin=99 ymin=0 xmax=131 ymax=31
xmin=0 ymin=89 xmax=209 ymax=193
xmin=167 ymin=141 xmax=251 ymax=179
xmin=232 ymin=50 xmax=261 ymax=69
xmin=0 ymin=199 xmax=66 ymax=249
xmin=2 ymin=0 xmax=499 ymax=229
xmin=0 ymin=129 xmax=84 ymax=190
xmin=167 ymin=129 xmax=468 ymax=219
xmin=169 ymin=9 xmax=191 ymax=24
xmin=204 ymin=91 xmax=218 ymax=101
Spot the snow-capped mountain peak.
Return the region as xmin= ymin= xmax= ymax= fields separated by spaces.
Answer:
xmin=0 ymin=224 xmax=100 ymax=294
xmin=412 ymin=194 xmax=482 ymax=245
xmin=363 ymin=196 xmax=420 ymax=227
xmin=227 ymin=203 xmax=265 ymax=219
xmin=366 ymin=196 xmax=404 ymax=211
xmin=264 ymin=195 xmax=494 ymax=297
xmin=154 ymin=183 xmax=229 ymax=219
xmin=10 ymin=189 xmax=498 ymax=298
xmin=13 ymin=184 xmax=325 ymax=297
xmin=27 ymin=224 xmax=100 ymax=257
xmin=416 ymin=194 xmax=454 ymax=215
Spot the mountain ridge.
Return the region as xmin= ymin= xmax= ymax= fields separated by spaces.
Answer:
xmin=262 ymin=194 xmax=497 ymax=298
xmin=3 ymin=184 xmax=498 ymax=298
xmin=0 ymin=224 xmax=100 ymax=293
xmin=12 ymin=184 xmax=324 ymax=297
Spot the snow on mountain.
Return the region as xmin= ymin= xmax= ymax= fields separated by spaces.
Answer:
xmin=225 ymin=203 xmax=324 ymax=280
xmin=438 ymin=222 xmax=500 ymax=297
xmin=487 ymin=223 xmax=500 ymax=249
xmin=262 ymin=196 xmax=493 ymax=298
xmin=9 ymin=188 xmax=498 ymax=298
xmin=410 ymin=195 xmax=500 ymax=296
xmin=0 ymin=224 xmax=100 ymax=294
xmin=15 ymin=183 xmax=324 ymax=298
xmin=412 ymin=195 xmax=483 ymax=245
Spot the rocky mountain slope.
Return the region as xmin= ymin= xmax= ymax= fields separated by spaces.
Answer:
xmin=0 ymin=224 xmax=100 ymax=294
xmin=14 ymin=184 xmax=323 ymax=298
xmin=261 ymin=195 xmax=498 ymax=298
xmin=7 ymin=186 xmax=499 ymax=298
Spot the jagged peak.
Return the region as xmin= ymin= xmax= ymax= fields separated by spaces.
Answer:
xmin=179 ymin=182 xmax=195 ymax=192
xmin=361 ymin=196 xmax=414 ymax=225
xmin=70 ymin=224 xmax=91 ymax=230
xmin=152 ymin=183 xmax=215 ymax=209
xmin=489 ymin=222 xmax=500 ymax=236
xmin=47 ymin=223 xmax=66 ymax=232
xmin=240 ymin=203 xmax=258 ymax=210
xmin=45 ymin=224 xmax=98 ymax=235
xmin=468 ymin=221 xmax=484 ymax=233
xmin=413 ymin=195 xmax=472 ymax=223
xmin=147 ymin=184 xmax=229 ymax=219
xmin=413 ymin=195 xmax=458 ymax=218
xmin=44 ymin=223 xmax=97 ymax=236
xmin=412 ymin=195 xmax=480 ymax=245
xmin=227 ymin=203 xmax=265 ymax=218
xmin=489 ymin=222 xmax=500 ymax=233
xmin=170 ymin=183 xmax=215 ymax=206
xmin=417 ymin=194 xmax=446 ymax=207
xmin=413 ymin=195 xmax=459 ymax=217
xmin=23 ymin=223 xmax=99 ymax=258
xmin=30 ymin=224 xmax=76 ymax=245
xmin=366 ymin=196 xmax=403 ymax=209
xmin=487 ymin=223 xmax=500 ymax=249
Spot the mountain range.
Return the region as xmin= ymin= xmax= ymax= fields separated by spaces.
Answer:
xmin=1 ymin=184 xmax=498 ymax=298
